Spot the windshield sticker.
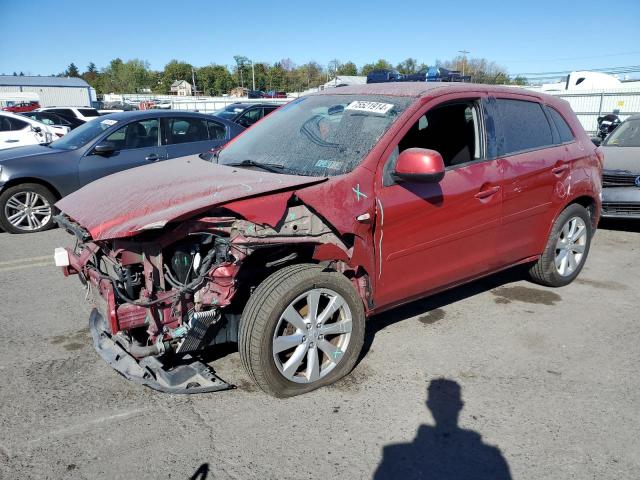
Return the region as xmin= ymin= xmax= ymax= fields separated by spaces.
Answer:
xmin=315 ymin=160 xmax=343 ymax=170
xmin=100 ymin=119 xmax=118 ymax=126
xmin=345 ymin=101 xmax=394 ymax=115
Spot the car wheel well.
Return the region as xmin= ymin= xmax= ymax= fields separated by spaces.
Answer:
xmin=0 ymin=178 xmax=61 ymax=200
xmin=230 ymin=243 xmax=372 ymax=313
xmin=568 ymin=195 xmax=597 ymax=228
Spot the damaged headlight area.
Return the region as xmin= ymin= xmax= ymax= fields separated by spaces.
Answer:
xmin=55 ymin=203 xmax=355 ymax=395
xmin=57 ymin=215 xmax=243 ymax=393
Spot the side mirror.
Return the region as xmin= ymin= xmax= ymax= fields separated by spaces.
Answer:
xmin=32 ymin=125 xmax=42 ymax=133
xmin=590 ymin=137 xmax=602 ymax=147
xmin=93 ymin=141 xmax=117 ymax=155
xmin=393 ymin=148 xmax=445 ymax=183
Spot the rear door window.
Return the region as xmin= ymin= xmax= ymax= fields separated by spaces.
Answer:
xmin=236 ymin=107 xmax=263 ymax=128
xmin=166 ymin=117 xmax=209 ymax=144
xmin=496 ymin=99 xmax=553 ymax=155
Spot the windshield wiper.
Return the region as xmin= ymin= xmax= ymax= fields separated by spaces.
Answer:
xmin=224 ymin=159 xmax=285 ymax=173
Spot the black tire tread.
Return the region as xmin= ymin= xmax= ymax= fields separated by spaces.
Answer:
xmin=0 ymin=183 xmax=57 ymax=234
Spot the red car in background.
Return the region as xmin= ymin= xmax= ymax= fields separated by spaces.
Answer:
xmin=54 ymin=83 xmax=602 ymax=398
xmin=2 ymin=101 xmax=40 ymax=113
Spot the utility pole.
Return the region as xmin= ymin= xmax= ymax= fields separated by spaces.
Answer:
xmin=252 ymin=62 xmax=256 ymax=91
xmin=191 ymin=67 xmax=197 ymax=97
xmin=458 ymin=50 xmax=470 ymax=76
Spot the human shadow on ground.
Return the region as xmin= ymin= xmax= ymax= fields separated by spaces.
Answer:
xmin=374 ymin=378 xmax=512 ymax=480
xmin=189 ymin=463 xmax=209 ymax=480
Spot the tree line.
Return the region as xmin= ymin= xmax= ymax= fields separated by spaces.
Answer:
xmin=50 ymin=56 xmax=527 ymax=96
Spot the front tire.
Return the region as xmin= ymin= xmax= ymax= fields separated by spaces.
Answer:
xmin=239 ymin=264 xmax=365 ymax=397
xmin=0 ymin=183 xmax=57 ymax=234
xmin=528 ymin=203 xmax=592 ymax=287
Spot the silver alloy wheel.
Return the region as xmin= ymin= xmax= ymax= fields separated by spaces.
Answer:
xmin=4 ymin=191 xmax=52 ymax=231
xmin=272 ymin=288 xmax=353 ymax=384
xmin=554 ymin=216 xmax=587 ymax=277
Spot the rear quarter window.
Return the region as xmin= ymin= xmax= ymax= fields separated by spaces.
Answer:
xmin=496 ymin=99 xmax=553 ymax=155
xmin=547 ymin=107 xmax=575 ymax=143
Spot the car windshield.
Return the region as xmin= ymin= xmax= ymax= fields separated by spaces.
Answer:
xmin=217 ymin=94 xmax=411 ymax=176
xmin=214 ymin=106 xmax=245 ymax=120
xmin=49 ymin=117 xmax=117 ymax=150
xmin=604 ymin=118 xmax=640 ymax=147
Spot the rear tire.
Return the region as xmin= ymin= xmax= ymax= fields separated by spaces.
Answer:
xmin=239 ymin=264 xmax=365 ymax=398
xmin=0 ymin=183 xmax=57 ymax=234
xmin=528 ymin=203 xmax=592 ymax=287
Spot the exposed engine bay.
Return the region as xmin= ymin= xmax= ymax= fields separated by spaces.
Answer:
xmin=55 ymin=201 xmax=369 ymax=393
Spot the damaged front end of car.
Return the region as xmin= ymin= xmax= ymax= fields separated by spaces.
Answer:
xmin=54 ymin=199 xmax=365 ymax=394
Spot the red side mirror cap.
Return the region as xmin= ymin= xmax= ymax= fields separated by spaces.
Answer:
xmin=393 ymin=148 xmax=445 ymax=183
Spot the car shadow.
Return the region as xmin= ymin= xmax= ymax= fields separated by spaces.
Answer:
xmin=598 ymin=218 xmax=640 ymax=233
xmin=360 ymin=265 xmax=529 ymax=363
xmin=373 ymin=378 xmax=512 ymax=479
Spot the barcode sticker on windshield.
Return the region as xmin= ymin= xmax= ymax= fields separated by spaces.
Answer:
xmin=345 ymin=101 xmax=394 ymax=115
xmin=101 ymin=119 xmax=118 ymax=126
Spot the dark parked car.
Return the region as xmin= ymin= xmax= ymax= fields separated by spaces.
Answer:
xmin=0 ymin=110 xmax=244 ymax=233
xmin=54 ymin=83 xmax=601 ymax=398
xmin=213 ymin=102 xmax=282 ymax=128
xmin=366 ymin=69 xmax=404 ymax=83
xmin=21 ymin=111 xmax=84 ymax=130
xmin=600 ymin=114 xmax=640 ymax=218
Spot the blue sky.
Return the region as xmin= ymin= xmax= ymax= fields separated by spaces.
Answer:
xmin=1 ymin=0 xmax=640 ymax=78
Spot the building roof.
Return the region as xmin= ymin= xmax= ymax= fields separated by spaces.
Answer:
xmin=0 ymin=75 xmax=90 ymax=88
xmin=171 ymin=80 xmax=191 ymax=88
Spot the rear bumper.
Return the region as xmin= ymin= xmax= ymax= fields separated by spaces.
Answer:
xmin=601 ymin=187 xmax=640 ymax=218
xmin=90 ymin=309 xmax=232 ymax=394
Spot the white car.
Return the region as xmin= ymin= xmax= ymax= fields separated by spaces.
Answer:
xmin=36 ymin=106 xmax=101 ymax=123
xmin=0 ymin=111 xmax=58 ymax=150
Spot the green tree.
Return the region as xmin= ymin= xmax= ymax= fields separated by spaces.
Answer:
xmin=100 ymin=58 xmax=152 ymax=93
xmin=160 ymin=60 xmax=193 ymax=93
xmin=233 ymin=55 xmax=250 ymax=88
xmin=82 ymin=62 xmax=100 ymax=90
xmin=197 ymin=64 xmax=233 ymax=96
xmin=396 ymin=58 xmax=418 ymax=74
xmin=360 ymin=63 xmax=375 ymax=75
xmin=66 ymin=63 xmax=80 ymax=77
xmin=337 ymin=61 xmax=358 ymax=76
xmin=373 ymin=59 xmax=393 ymax=71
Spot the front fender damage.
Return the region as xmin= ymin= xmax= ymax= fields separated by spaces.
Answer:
xmin=57 ymin=187 xmax=375 ymax=394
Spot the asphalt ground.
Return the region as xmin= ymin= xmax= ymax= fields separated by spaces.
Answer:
xmin=0 ymin=219 xmax=638 ymax=479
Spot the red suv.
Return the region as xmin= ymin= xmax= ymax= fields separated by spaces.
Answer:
xmin=55 ymin=83 xmax=602 ymax=397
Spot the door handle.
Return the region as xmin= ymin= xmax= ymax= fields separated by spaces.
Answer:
xmin=475 ymin=186 xmax=501 ymax=199
xmin=552 ymin=164 xmax=569 ymax=175
xmin=145 ymin=153 xmax=160 ymax=162
xmin=5 ymin=139 xmax=19 ymax=143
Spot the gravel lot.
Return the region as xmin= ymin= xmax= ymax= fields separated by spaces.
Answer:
xmin=0 ymin=220 xmax=638 ymax=480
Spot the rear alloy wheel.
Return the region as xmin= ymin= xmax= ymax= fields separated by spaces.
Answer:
xmin=528 ymin=203 xmax=592 ymax=287
xmin=239 ymin=264 xmax=365 ymax=397
xmin=0 ymin=184 xmax=56 ymax=234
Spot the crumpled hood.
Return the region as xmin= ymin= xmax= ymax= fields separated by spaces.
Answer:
xmin=602 ymin=146 xmax=640 ymax=174
xmin=56 ymin=155 xmax=326 ymax=240
xmin=0 ymin=144 xmax=57 ymax=163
